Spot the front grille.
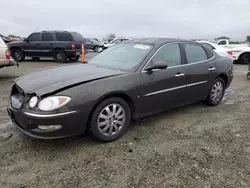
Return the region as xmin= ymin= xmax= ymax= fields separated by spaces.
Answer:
xmin=10 ymin=84 xmax=25 ymax=109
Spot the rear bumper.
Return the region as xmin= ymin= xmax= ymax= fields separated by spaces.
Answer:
xmin=0 ymin=59 xmax=18 ymax=68
xmin=227 ymin=74 xmax=234 ymax=89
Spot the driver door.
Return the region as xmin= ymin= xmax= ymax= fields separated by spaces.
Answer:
xmin=137 ymin=43 xmax=188 ymax=115
xmin=24 ymin=33 xmax=41 ymax=57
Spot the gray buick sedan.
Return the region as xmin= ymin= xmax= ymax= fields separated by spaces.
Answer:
xmin=8 ymin=38 xmax=233 ymax=142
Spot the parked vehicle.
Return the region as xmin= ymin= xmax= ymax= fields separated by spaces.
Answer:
xmin=7 ymin=38 xmax=233 ymax=142
xmin=0 ymin=36 xmax=18 ymax=69
xmin=198 ymin=41 xmax=233 ymax=60
xmin=103 ymin=38 xmax=132 ymax=49
xmin=84 ymin=38 xmax=103 ymax=52
xmin=216 ymin=39 xmax=250 ymax=64
xmin=8 ymin=31 xmax=86 ymax=63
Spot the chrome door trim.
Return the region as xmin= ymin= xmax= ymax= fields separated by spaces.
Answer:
xmin=143 ymin=85 xmax=186 ymax=97
xmin=187 ymin=81 xmax=208 ymax=87
xmin=141 ymin=42 xmax=215 ymax=73
xmin=143 ymin=80 xmax=208 ymax=97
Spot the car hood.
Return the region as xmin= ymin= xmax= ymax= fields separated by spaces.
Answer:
xmin=15 ymin=63 xmax=125 ymax=96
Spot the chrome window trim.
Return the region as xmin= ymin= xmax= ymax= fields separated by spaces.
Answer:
xmin=24 ymin=111 xmax=77 ymax=118
xmin=141 ymin=42 xmax=215 ymax=73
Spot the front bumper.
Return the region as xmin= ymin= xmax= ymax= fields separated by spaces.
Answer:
xmin=7 ymin=107 xmax=87 ymax=139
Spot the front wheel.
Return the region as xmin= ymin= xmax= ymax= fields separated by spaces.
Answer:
xmin=89 ymin=98 xmax=131 ymax=142
xmin=246 ymin=72 xmax=250 ymax=80
xmin=205 ymin=78 xmax=225 ymax=106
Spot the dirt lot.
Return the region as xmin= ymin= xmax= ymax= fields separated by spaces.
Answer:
xmin=0 ymin=57 xmax=250 ymax=188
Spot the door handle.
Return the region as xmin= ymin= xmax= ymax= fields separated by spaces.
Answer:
xmin=208 ymin=67 xmax=216 ymax=71
xmin=175 ymin=73 xmax=185 ymax=77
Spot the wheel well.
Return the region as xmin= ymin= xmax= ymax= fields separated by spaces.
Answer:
xmin=216 ymin=74 xmax=228 ymax=86
xmin=87 ymin=93 xmax=135 ymax=125
xmin=239 ymin=52 xmax=250 ymax=60
xmin=10 ymin=47 xmax=21 ymax=53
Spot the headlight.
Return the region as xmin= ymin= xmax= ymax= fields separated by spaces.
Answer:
xmin=29 ymin=96 xmax=38 ymax=108
xmin=38 ymin=96 xmax=71 ymax=111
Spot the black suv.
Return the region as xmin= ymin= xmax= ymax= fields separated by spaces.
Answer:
xmin=8 ymin=31 xmax=86 ymax=63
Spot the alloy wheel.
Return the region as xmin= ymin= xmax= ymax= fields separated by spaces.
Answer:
xmin=14 ymin=51 xmax=22 ymax=61
xmin=211 ymin=81 xmax=223 ymax=103
xmin=97 ymin=103 xmax=126 ymax=137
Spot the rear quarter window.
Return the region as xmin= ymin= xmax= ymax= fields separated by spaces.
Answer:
xmin=71 ymin=33 xmax=84 ymax=42
xmin=55 ymin=32 xmax=73 ymax=42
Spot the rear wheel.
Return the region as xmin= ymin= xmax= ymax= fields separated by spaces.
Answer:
xmin=239 ymin=53 xmax=250 ymax=64
xmin=53 ymin=50 xmax=67 ymax=63
xmin=68 ymin=55 xmax=80 ymax=61
xmin=246 ymin=72 xmax=250 ymax=80
xmin=89 ymin=97 xmax=131 ymax=142
xmin=12 ymin=49 xmax=25 ymax=62
xmin=205 ymin=77 xmax=225 ymax=106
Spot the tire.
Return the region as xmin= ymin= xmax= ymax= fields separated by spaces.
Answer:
xmin=246 ymin=72 xmax=250 ymax=80
xmin=238 ymin=53 xmax=250 ymax=64
xmin=32 ymin=57 xmax=40 ymax=61
xmin=89 ymin=97 xmax=131 ymax=142
xmin=205 ymin=77 xmax=225 ymax=106
xmin=94 ymin=46 xmax=101 ymax=53
xmin=12 ymin=49 xmax=25 ymax=62
xmin=68 ymin=55 xmax=80 ymax=62
xmin=53 ymin=50 xmax=67 ymax=63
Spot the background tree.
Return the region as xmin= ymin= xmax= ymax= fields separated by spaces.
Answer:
xmin=246 ymin=35 xmax=250 ymax=42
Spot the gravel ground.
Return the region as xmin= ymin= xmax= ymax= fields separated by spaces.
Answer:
xmin=0 ymin=57 xmax=250 ymax=188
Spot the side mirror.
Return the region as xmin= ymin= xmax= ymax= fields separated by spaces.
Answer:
xmin=145 ymin=60 xmax=168 ymax=71
xmin=23 ymin=38 xmax=28 ymax=42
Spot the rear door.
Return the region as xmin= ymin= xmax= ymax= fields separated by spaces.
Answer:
xmin=181 ymin=43 xmax=216 ymax=102
xmin=40 ymin=32 xmax=54 ymax=57
xmin=24 ymin=33 xmax=41 ymax=57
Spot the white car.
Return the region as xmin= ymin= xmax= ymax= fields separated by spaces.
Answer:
xmin=198 ymin=41 xmax=234 ymax=61
xmin=103 ymin=38 xmax=132 ymax=49
xmin=0 ymin=37 xmax=17 ymax=69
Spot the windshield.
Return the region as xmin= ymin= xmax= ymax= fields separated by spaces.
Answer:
xmin=88 ymin=43 xmax=153 ymax=71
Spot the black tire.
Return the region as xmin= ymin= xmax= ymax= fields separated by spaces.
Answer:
xmin=246 ymin=72 xmax=250 ymax=80
xmin=53 ymin=50 xmax=67 ymax=63
xmin=12 ymin=49 xmax=25 ymax=62
xmin=68 ymin=55 xmax=80 ymax=62
xmin=89 ymin=97 xmax=131 ymax=142
xmin=32 ymin=57 xmax=40 ymax=61
xmin=205 ymin=77 xmax=225 ymax=106
xmin=238 ymin=53 xmax=250 ymax=64
xmin=94 ymin=46 xmax=101 ymax=52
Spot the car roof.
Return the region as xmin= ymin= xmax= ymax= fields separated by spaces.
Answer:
xmin=125 ymin=38 xmax=193 ymax=47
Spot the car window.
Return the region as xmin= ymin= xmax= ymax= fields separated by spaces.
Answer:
xmin=42 ymin=33 xmax=53 ymax=41
xmin=72 ymin=33 xmax=84 ymax=42
xmin=89 ymin=43 xmax=153 ymax=71
xmin=184 ymin=43 xmax=208 ymax=64
xmin=55 ymin=32 xmax=73 ymax=41
xmin=152 ymin=43 xmax=181 ymax=67
xmin=200 ymin=43 xmax=215 ymax=50
xmin=205 ymin=48 xmax=214 ymax=59
xmin=28 ymin=33 xmax=40 ymax=42
xmin=218 ymin=41 xmax=226 ymax=45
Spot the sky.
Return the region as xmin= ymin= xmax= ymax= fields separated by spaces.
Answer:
xmin=1 ymin=0 xmax=250 ymax=41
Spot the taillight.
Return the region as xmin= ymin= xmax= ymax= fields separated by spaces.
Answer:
xmin=72 ymin=44 xmax=76 ymax=50
xmin=5 ymin=49 xmax=10 ymax=59
xmin=227 ymin=50 xmax=232 ymax=55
